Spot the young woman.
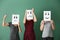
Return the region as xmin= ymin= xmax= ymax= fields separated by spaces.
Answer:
xmin=2 ymin=15 xmax=22 ymax=40
xmin=40 ymin=20 xmax=55 ymax=40
xmin=23 ymin=8 xmax=37 ymax=40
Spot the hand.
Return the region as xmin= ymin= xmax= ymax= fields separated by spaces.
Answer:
xmin=19 ymin=29 xmax=22 ymax=32
xmin=41 ymin=20 xmax=44 ymax=24
xmin=18 ymin=22 xmax=20 ymax=26
xmin=32 ymin=8 xmax=35 ymax=16
xmin=25 ymin=9 xmax=27 ymax=17
xmin=3 ymin=15 xmax=7 ymax=19
xmin=50 ymin=20 xmax=54 ymax=24
xmin=32 ymin=8 xmax=34 ymax=12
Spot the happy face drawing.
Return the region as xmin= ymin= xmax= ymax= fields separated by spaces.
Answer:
xmin=43 ymin=11 xmax=51 ymax=21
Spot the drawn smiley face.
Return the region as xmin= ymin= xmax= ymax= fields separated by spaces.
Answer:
xmin=44 ymin=11 xmax=51 ymax=21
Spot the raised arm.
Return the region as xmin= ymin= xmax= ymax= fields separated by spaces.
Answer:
xmin=51 ymin=20 xmax=55 ymax=30
xmin=23 ymin=10 xmax=27 ymax=24
xmin=32 ymin=8 xmax=37 ymax=22
xmin=2 ymin=15 xmax=9 ymax=26
xmin=40 ymin=20 xmax=44 ymax=31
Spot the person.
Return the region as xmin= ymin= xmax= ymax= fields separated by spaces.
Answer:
xmin=40 ymin=20 xmax=55 ymax=40
xmin=2 ymin=15 xmax=22 ymax=40
xmin=23 ymin=8 xmax=37 ymax=40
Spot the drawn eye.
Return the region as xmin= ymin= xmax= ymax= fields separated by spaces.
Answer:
xmin=48 ymin=13 xmax=49 ymax=15
xmin=27 ymin=12 xmax=29 ymax=14
xmin=30 ymin=12 xmax=32 ymax=14
xmin=45 ymin=13 xmax=47 ymax=15
xmin=14 ymin=16 xmax=15 ymax=19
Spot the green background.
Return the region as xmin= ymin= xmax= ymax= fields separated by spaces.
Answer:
xmin=0 ymin=0 xmax=60 ymax=40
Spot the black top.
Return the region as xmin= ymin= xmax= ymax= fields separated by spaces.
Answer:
xmin=8 ymin=22 xmax=20 ymax=40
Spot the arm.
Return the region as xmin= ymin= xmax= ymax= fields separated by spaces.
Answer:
xmin=23 ymin=10 xmax=26 ymax=24
xmin=40 ymin=20 xmax=44 ymax=31
xmin=32 ymin=8 xmax=37 ymax=22
xmin=51 ymin=20 xmax=55 ymax=30
xmin=33 ymin=14 xmax=37 ymax=22
xmin=18 ymin=22 xmax=22 ymax=32
xmin=2 ymin=15 xmax=9 ymax=26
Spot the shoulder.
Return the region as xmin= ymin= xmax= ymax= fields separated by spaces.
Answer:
xmin=9 ymin=22 xmax=12 ymax=24
xmin=8 ymin=22 xmax=12 ymax=26
xmin=41 ymin=20 xmax=44 ymax=23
